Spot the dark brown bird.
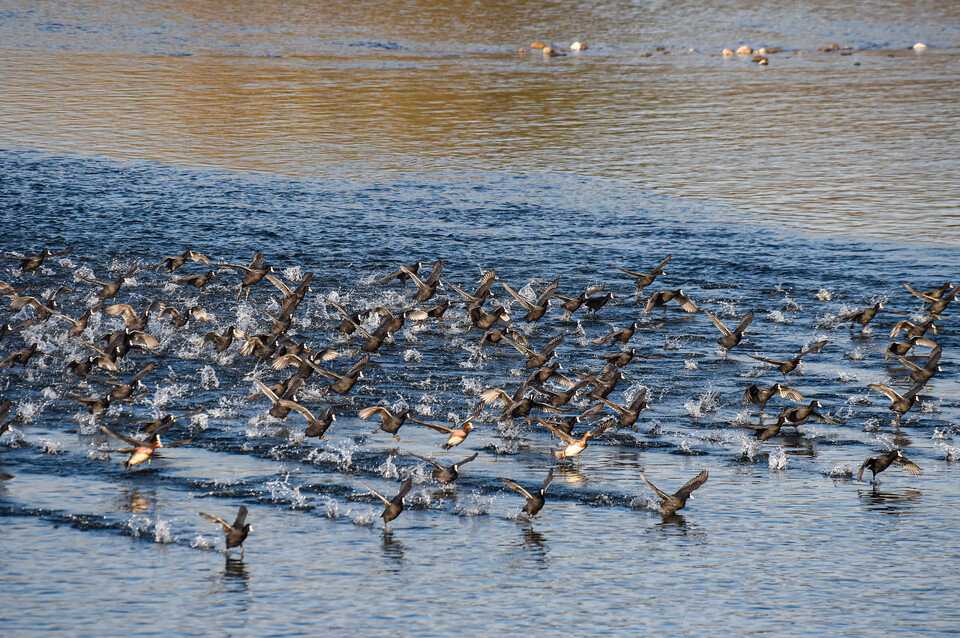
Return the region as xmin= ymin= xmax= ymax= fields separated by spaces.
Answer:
xmin=378 ymin=261 xmax=421 ymax=286
xmin=295 ymin=406 xmax=336 ymax=444
xmin=777 ymin=400 xmax=838 ymax=426
xmin=593 ymin=322 xmax=638 ymax=346
xmin=2 ymin=246 xmax=73 ymax=275
xmin=442 ymin=269 xmax=497 ymax=311
xmin=743 ymin=383 xmax=803 ymax=413
xmin=600 ymin=348 xmax=637 ymax=368
xmin=644 ymin=289 xmax=698 ymax=314
xmin=136 ymin=406 xmax=205 ymax=435
xmin=856 ymin=449 xmax=923 ymax=482
xmin=409 ymin=452 xmax=479 ymax=484
xmin=479 ymin=387 xmax=564 ymax=421
xmin=157 ymin=304 xmax=211 ymax=328
xmin=499 ymin=468 xmax=554 ymax=517
xmin=200 ymin=506 xmax=252 ymax=555
xmin=469 ymin=305 xmax=511 ymax=331
xmin=54 ymin=306 xmax=98 ymax=337
xmin=314 ymin=354 xmax=371 ymax=396
xmin=597 ymin=388 xmax=649 ymax=430
xmin=532 ymin=375 xmax=595 ymax=408
xmin=217 ymin=251 xmax=274 ymax=300
xmin=889 ymin=318 xmax=938 ymax=340
xmin=583 ymin=292 xmax=615 ymax=314
xmin=884 ymin=336 xmax=937 ymax=361
xmin=360 ymin=477 xmax=413 ymax=524
xmin=89 ymin=362 xmax=156 ymax=400
xmin=640 ymin=469 xmax=708 ymax=516
xmin=0 ymin=343 xmax=41 ymax=368
xmin=73 ymin=263 xmax=137 ymax=301
xmin=396 ymin=261 xmax=447 ymax=303
xmin=201 ymin=326 xmax=245 ymax=353
xmin=358 ymin=405 xmax=418 ymax=439
xmin=501 ymin=278 xmax=559 ymax=324
xmin=8 ymin=286 xmax=71 ymax=322
xmin=586 ymin=364 xmax=625 ymax=400
xmin=907 ymin=282 xmax=960 ymax=317
xmin=704 ymin=309 xmax=754 ymax=351
xmin=253 ymin=377 xmax=305 ymax=421
xmin=898 ymin=345 xmax=942 ymax=386
xmin=838 ymin=302 xmax=882 ymax=328
xmin=172 ymin=270 xmax=217 ymax=290
xmin=747 ymin=340 xmax=827 ymax=379
xmin=755 ymin=413 xmax=788 ymax=442
xmin=0 ymin=397 xmax=12 ymax=436
xmin=903 ymin=282 xmax=953 ymax=302
xmin=160 ymin=249 xmax=210 ymax=272
xmin=555 ymin=284 xmax=605 ymax=319
xmin=502 ymin=333 xmax=564 ymax=370
xmin=868 ymin=382 xmax=925 ymax=425
xmin=611 ymin=254 xmax=671 ymax=297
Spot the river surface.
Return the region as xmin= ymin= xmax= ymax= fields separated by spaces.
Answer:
xmin=1 ymin=1 xmax=959 ymax=636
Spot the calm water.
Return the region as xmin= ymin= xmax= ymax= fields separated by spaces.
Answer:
xmin=2 ymin=1 xmax=960 ymax=636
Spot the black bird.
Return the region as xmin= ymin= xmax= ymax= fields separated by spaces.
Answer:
xmin=704 ymin=309 xmax=754 ymax=351
xmin=73 ymin=263 xmax=137 ymax=301
xmin=599 ymin=348 xmax=637 ymax=369
xmin=201 ymin=326 xmax=245 ymax=353
xmin=499 ymin=468 xmax=554 ymax=518
xmin=200 ymin=506 xmax=252 ymax=556
xmin=160 ymin=249 xmax=209 ymax=272
xmin=743 ymin=383 xmax=803 ymax=414
xmin=157 ymin=304 xmax=211 ymax=329
xmin=593 ymin=322 xmax=638 ymax=346
xmin=502 ymin=333 xmax=564 ymax=371
xmin=295 ymin=406 xmax=336 ymax=444
xmin=597 ymin=388 xmax=649 ymax=430
xmin=856 ymin=449 xmax=923 ymax=482
xmin=360 ymin=477 xmax=413 ymax=524
xmin=777 ymin=400 xmax=838 ymax=426
xmin=889 ymin=318 xmax=938 ymax=340
xmin=378 ymin=261 xmax=421 ymax=286
xmin=501 ymin=278 xmax=559 ymax=324
xmin=555 ymin=284 xmax=606 ymax=318
xmin=217 ymin=251 xmax=274 ymax=300
xmin=0 ymin=398 xmax=12 ymax=436
xmin=884 ymin=336 xmax=937 ymax=361
xmin=89 ymin=362 xmax=156 ymax=400
xmin=0 ymin=343 xmax=42 ymax=368
xmin=755 ymin=414 xmax=789 ymax=442
xmin=172 ymin=270 xmax=217 ymax=290
xmin=314 ymin=354 xmax=371 ymax=396
xmin=640 ymin=470 xmax=708 ymax=516
xmin=2 ymin=246 xmax=73 ymax=275
xmin=53 ymin=306 xmax=98 ymax=337
xmin=136 ymin=406 xmax=205 ymax=435
xmin=898 ymin=345 xmax=942 ymax=385
xmin=909 ymin=282 xmax=960 ymax=317
xmin=9 ymin=286 xmax=71 ymax=322
xmin=409 ymin=452 xmax=479 ymax=484
xmin=103 ymin=302 xmax=156 ymax=331
xmin=868 ymin=382 xmax=925 ymax=425
xmin=532 ymin=375 xmax=595 ymax=408
xmin=586 ymin=364 xmax=625 ymax=400
xmin=644 ymin=289 xmax=698 ymax=314
xmin=358 ymin=405 xmax=440 ymax=440
xmin=469 ymin=305 xmax=511 ymax=331
xmin=443 ymin=269 xmax=497 ymax=311
xmin=747 ymin=340 xmax=828 ymax=379
xmin=479 ymin=387 xmax=564 ymax=421
xmin=253 ymin=377 xmax=305 ymax=420
xmin=838 ymin=302 xmax=882 ymax=329
xmin=396 ymin=261 xmax=447 ymax=303
xmin=583 ymin=292 xmax=614 ymax=314
xmin=611 ymin=254 xmax=671 ymax=297
xmin=903 ymin=282 xmax=953 ymax=302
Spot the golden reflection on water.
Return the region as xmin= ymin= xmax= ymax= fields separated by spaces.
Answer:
xmin=1 ymin=0 xmax=959 ymax=243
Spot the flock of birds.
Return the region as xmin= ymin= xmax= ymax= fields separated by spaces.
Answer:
xmin=0 ymin=246 xmax=955 ymax=556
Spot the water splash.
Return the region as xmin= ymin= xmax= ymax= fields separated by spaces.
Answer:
xmin=768 ymin=447 xmax=787 ymax=470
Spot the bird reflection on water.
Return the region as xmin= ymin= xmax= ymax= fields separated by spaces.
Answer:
xmin=857 ymin=487 xmax=922 ymax=516
xmin=380 ymin=529 xmax=405 ymax=571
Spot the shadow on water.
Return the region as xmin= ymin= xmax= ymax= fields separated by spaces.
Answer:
xmin=517 ymin=520 xmax=549 ymax=566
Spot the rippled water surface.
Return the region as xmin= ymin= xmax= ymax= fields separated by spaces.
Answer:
xmin=2 ymin=1 xmax=960 ymax=636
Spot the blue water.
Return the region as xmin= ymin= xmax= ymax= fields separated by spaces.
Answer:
xmin=2 ymin=0 xmax=960 ymax=634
